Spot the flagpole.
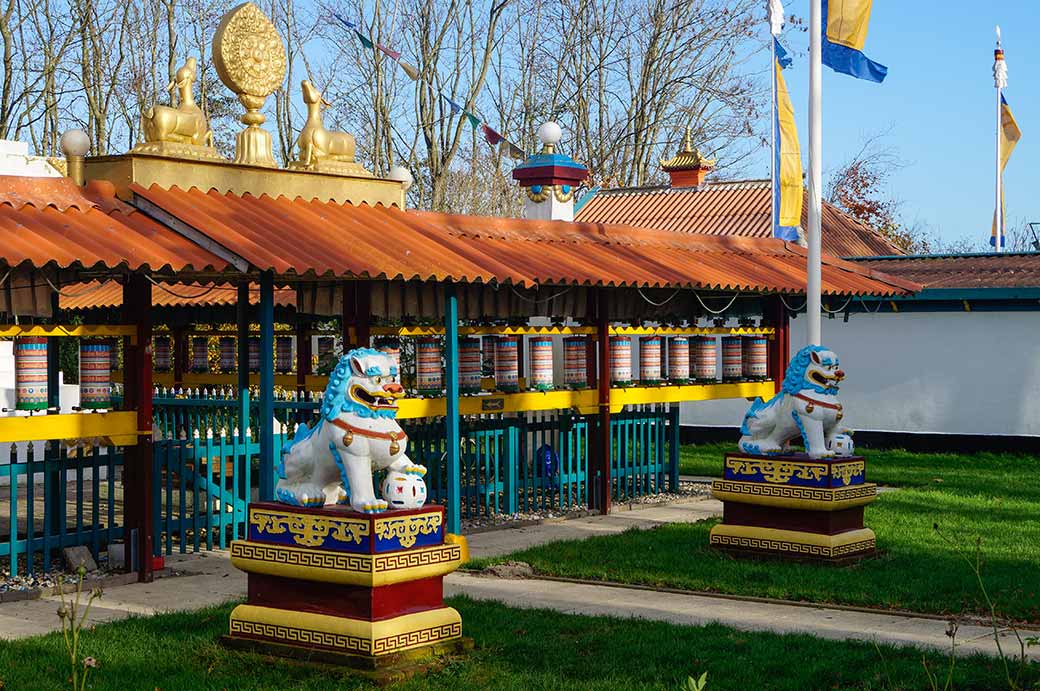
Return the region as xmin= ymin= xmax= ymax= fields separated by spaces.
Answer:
xmin=995 ymin=27 xmax=1004 ymax=253
xmin=770 ymin=37 xmax=777 ymax=238
xmin=806 ymin=0 xmax=823 ymax=345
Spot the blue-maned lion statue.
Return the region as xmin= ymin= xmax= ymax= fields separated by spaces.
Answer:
xmin=738 ymin=345 xmax=853 ymax=459
xmin=276 ymin=348 xmax=426 ymax=512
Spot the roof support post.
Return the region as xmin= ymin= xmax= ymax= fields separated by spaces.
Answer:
xmin=295 ymin=318 xmax=311 ymax=422
xmin=236 ymin=282 xmax=250 ymax=438
xmin=595 ymin=288 xmax=612 ymax=515
xmin=46 ymin=292 xmax=61 ymax=554
xmin=258 ymin=271 xmax=275 ymax=502
xmin=122 ymin=274 xmax=154 ymax=582
xmin=444 ymin=283 xmax=461 ymax=535
xmin=766 ymin=295 xmax=790 ymax=394
xmin=172 ymin=327 xmax=187 ymax=388
xmin=340 ymin=281 xmax=355 ymax=350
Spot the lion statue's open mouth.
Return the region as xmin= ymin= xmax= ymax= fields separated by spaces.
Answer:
xmin=349 ymin=383 xmax=402 ymax=410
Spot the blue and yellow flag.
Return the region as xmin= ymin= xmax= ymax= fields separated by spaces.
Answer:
xmin=774 ymin=39 xmax=802 ymax=241
xmin=992 ymin=94 xmax=1021 ymax=246
xmin=822 ymin=0 xmax=888 ymax=83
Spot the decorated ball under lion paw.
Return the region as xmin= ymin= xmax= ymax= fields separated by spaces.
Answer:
xmin=831 ymin=433 xmax=855 ymax=457
xmin=381 ymin=472 xmax=428 ymax=510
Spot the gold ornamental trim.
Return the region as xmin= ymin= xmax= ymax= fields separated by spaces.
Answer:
xmin=229 ymin=604 xmax=462 ymax=657
xmin=725 ymin=457 xmax=830 ymax=484
xmin=249 ymin=507 xmax=370 ymax=548
xmin=373 ymin=512 xmax=443 ymax=549
xmin=710 ymin=479 xmax=877 ymax=511
xmin=230 ymin=540 xmax=463 ymax=586
xmin=831 ymin=461 xmax=866 ymax=486
xmin=709 ymin=524 xmax=876 ymax=558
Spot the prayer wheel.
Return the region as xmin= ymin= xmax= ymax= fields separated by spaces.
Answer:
xmin=275 ymin=335 xmax=293 ymax=373
xmin=529 ymin=337 xmax=554 ymax=391
xmin=317 ymin=336 xmax=334 ymax=361
xmin=494 ymin=336 xmax=520 ymax=392
xmin=668 ymin=336 xmax=690 ymax=384
xmin=79 ymin=339 xmax=111 ymax=410
xmin=563 ymin=336 xmax=587 ymax=389
xmin=482 ymin=336 xmax=497 ymax=377
xmin=416 ymin=337 xmax=442 ymax=395
xmin=742 ymin=336 xmax=768 ymax=381
xmin=639 ymin=336 xmax=662 ymax=385
xmin=459 ymin=337 xmax=482 ymax=393
xmin=219 ymin=336 xmax=236 ymax=371
xmin=248 ymin=337 xmax=260 ymax=372
xmin=14 ymin=337 xmax=48 ymax=411
xmin=692 ymin=335 xmax=717 ymax=382
xmin=191 ymin=336 xmax=209 ymax=372
xmin=379 ymin=342 xmax=401 ymax=374
xmin=721 ymin=336 xmax=743 ymax=382
xmin=153 ymin=334 xmax=172 ymax=371
xmin=609 ymin=336 xmax=632 ymax=386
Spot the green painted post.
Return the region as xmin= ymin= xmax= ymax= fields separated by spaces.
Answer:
xmin=259 ymin=271 xmax=275 ymax=501
xmin=668 ymin=405 xmax=680 ymax=492
xmin=444 ymin=284 xmax=461 ymax=534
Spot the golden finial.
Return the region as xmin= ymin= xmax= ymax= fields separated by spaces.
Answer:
xmin=212 ymin=2 xmax=286 ymax=167
xmin=660 ymin=125 xmax=715 ymax=172
xmin=681 ymin=126 xmax=693 ymax=153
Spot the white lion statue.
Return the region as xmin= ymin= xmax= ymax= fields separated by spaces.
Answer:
xmin=737 ymin=345 xmax=853 ymax=459
xmin=276 ymin=348 xmax=426 ymax=512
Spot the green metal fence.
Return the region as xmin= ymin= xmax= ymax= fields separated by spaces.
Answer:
xmin=1 ymin=442 xmax=125 ymax=575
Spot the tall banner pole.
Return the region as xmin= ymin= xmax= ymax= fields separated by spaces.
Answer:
xmin=806 ymin=0 xmax=823 ymax=345
xmin=994 ymin=26 xmax=1004 ymax=253
xmin=770 ymin=36 xmax=778 ymax=237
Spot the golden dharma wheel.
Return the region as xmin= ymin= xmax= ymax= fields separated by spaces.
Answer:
xmin=211 ymin=2 xmax=286 ymax=103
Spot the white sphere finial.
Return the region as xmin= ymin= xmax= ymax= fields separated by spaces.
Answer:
xmin=60 ymin=129 xmax=90 ymax=157
xmin=537 ymin=121 xmax=562 ymax=148
xmin=388 ymin=164 xmax=414 ymax=192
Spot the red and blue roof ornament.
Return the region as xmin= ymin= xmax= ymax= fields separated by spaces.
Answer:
xmin=512 ymin=122 xmax=589 ymax=207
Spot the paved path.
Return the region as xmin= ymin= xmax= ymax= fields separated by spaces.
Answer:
xmin=4 ymin=494 xmax=1034 ymax=663
xmin=446 ymin=573 xmax=1040 ymax=661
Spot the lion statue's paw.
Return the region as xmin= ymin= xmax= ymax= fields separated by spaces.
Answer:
xmin=360 ymin=499 xmax=389 ymax=514
xmin=404 ymin=464 xmax=427 ymax=477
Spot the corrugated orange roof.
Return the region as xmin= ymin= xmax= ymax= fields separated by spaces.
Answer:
xmin=575 ymin=180 xmax=904 ymax=258
xmin=852 ymin=253 xmax=1040 ymax=289
xmin=130 ymin=184 xmax=916 ymax=296
xmin=0 ymin=175 xmax=229 ymax=272
xmin=60 ymin=281 xmax=296 ymax=310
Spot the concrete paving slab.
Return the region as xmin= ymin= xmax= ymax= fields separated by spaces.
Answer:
xmin=446 ymin=573 xmax=1040 ymax=661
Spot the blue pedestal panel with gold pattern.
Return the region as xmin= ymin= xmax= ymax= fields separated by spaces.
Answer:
xmin=723 ymin=453 xmax=866 ymax=489
xmin=247 ymin=502 xmax=445 ymax=554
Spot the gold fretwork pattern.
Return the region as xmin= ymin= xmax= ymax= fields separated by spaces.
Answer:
xmin=831 ymin=461 xmax=866 ymax=486
xmin=250 ymin=507 xmax=369 ymax=548
xmin=725 ymin=457 xmax=829 ymax=484
xmin=712 ymin=480 xmax=875 ymax=502
xmin=374 ymin=513 xmax=443 ymax=549
xmin=372 ymin=623 xmax=462 ymax=656
xmin=230 ymin=618 xmax=370 ymax=654
xmin=230 ymin=619 xmax=461 ymax=656
xmin=374 ymin=545 xmax=461 ymax=571
xmin=232 ymin=540 xmax=462 ymax=574
xmin=232 ymin=541 xmax=369 ymax=572
xmin=710 ymin=534 xmax=875 ymax=557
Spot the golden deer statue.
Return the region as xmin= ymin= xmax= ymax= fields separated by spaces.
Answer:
xmin=140 ymin=57 xmax=214 ymax=148
xmin=294 ymin=80 xmax=359 ymax=169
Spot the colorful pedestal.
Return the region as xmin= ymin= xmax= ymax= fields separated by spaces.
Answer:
xmin=709 ymin=453 xmax=877 ymax=563
xmin=225 ymin=503 xmax=469 ymax=679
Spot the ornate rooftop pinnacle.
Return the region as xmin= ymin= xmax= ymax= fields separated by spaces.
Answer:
xmin=659 ymin=126 xmax=715 ymax=172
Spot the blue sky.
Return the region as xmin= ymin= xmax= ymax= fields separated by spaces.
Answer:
xmin=771 ymin=1 xmax=1038 ymax=248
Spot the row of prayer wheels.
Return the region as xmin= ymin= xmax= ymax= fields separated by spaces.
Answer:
xmin=151 ymin=334 xmax=308 ymax=374
xmin=11 ymin=337 xmax=112 ymax=411
xmin=412 ymin=334 xmax=769 ymax=396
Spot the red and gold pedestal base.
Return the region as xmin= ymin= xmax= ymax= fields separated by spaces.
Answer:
xmin=224 ymin=502 xmax=469 ymax=679
xmin=709 ymin=453 xmax=878 ymax=564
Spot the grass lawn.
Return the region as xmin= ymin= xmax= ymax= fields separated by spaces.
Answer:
xmin=472 ymin=444 xmax=1040 ymax=622
xmin=0 ymin=597 xmax=1034 ymax=690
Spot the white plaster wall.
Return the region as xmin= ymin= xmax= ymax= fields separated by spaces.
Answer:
xmin=681 ymin=311 xmax=1040 ymax=437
